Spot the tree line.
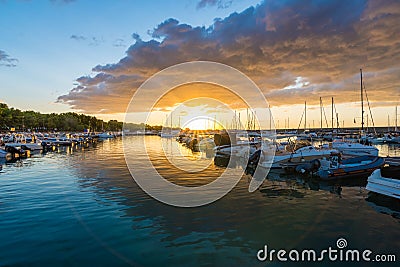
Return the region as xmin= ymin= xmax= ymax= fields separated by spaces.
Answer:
xmin=0 ymin=103 xmax=161 ymax=132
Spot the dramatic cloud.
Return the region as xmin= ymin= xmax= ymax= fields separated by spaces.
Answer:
xmin=58 ymin=0 xmax=400 ymax=114
xmin=0 ymin=50 xmax=18 ymax=67
xmin=196 ymin=0 xmax=233 ymax=9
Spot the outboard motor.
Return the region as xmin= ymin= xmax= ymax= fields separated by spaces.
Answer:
xmin=245 ymin=148 xmax=262 ymax=176
xmin=295 ymin=159 xmax=321 ymax=174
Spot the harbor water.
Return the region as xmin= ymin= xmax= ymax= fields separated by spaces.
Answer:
xmin=0 ymin=136 xmax=399 ymax=266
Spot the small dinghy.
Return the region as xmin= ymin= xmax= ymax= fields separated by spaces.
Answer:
xmin=314 ymin=153 xmax=384 ymax=180
xmin=366 ymin=169 xmax=400 ymax=200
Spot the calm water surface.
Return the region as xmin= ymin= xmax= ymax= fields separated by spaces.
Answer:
xmin=0 ymin=136 xmax=399 ymax=266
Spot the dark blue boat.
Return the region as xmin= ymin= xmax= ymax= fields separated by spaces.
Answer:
xmin=315 ymin=154 xmax=384 ymax=180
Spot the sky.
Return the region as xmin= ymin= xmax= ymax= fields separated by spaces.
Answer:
xmin=0 ymin=0 xmax=399 ymax=129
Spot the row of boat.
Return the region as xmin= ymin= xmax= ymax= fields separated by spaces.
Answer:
xmin=290 ymin=130 xmax=400 ymax=144
xmin=173 ymin=129 xmax=399 ymax=200
xmin=0 ymin=131 xmax=119 ymax=160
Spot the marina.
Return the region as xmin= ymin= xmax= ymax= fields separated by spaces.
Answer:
xmin=2 ymin=126 xmax=400 ymax=198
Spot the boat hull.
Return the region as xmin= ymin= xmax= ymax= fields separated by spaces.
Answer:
xmin=316 ymin=156 xmax=384 ymax=180
xmin=270 ymin=148 xmax=337 ymax=169
xmin=366 ymin=169 xmax=400 ymax=199
xmin=324 ymin=142 xmax=379 ymax=157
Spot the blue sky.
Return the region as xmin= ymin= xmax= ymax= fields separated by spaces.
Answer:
xmin=1 ymin=0 xmax=399 ymax=128
xmin=0 ymin=0 xmax=259 ymax=112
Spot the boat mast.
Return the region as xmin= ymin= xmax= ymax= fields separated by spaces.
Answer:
xmin=269 ymin=105 xmax=272 ymax=130
xmin=336 ymin=113 xmax=339 ymax=133
xmin=396 ymin=106 xmax=398 ymax=132
xmin=304 ymin=101 xmax=307 ymax=131
xmin=331 ymin=97 xmax=334 ymax=134
xmin=360 ymin=69 xmax=364 ymax=133
xmin=320 ymin=97 xmax=323 ymax=131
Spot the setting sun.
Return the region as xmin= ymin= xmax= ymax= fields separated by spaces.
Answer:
xmin=184 ymin=117 xmax=221 ymax=130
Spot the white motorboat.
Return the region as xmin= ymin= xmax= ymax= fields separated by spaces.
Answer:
xmin=160 ymin=130 xmax=180 ymax=138
xmin=198 ymin=137 xmax=215 ymax=152
xmin=214 ymin=131 xmax=261 ymax=157
xmin=215 ymin=142 xmax=257 ymax=157
xmin=384 ymin=134 xmax=400 ymax=144
xmin=259 ymin=141 xmax=338 ymax=169
xmin=321 ymin=140 xmax=378 ymax=158
xmin=366 ymin=169 xmax=400 ymax=199
xmin=98 ymin=132 xmax=115 ymax=139
xmin=22 ymin=143 xmax=43 ymax=151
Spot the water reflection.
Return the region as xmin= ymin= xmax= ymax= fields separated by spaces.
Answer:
xmin=366 ymin=192 xmax=400 ymax=219
xmin=1 ymin=136 xmax=399 ymax=266
xmin=375 ymin=143 xmax=400 ymax=157
xmin=63 ymin=137 xmax=400 ymax=263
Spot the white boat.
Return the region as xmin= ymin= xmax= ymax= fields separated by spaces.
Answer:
xmin=260 ymin=141 xmax=338 ymax=169
xmin=214 ymin=131 xmax=261 ymax=157
xmin=370 ymin=137 xmax=385 ymax=144
xmin=198 ymin=137 xmax=215 ymax=152
xmin=321 ymin=140 xmax=378 ymax=158
xmin=297 ymin=130 xmax=318 ymax=141
xmin=215 ymin=142 xmax=258 ymax=157
xmin=22 ymin=143 xmax=43 ymax=151
xmin=98 ymin=132 xmax=115 ymax=139
xmin=160 ymin=130 xmax=180 ymax=138
xmin=366 ymin=169 xmax=400 ymax=199
xmin=384 ymin=134 xmax=400 ymax=144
